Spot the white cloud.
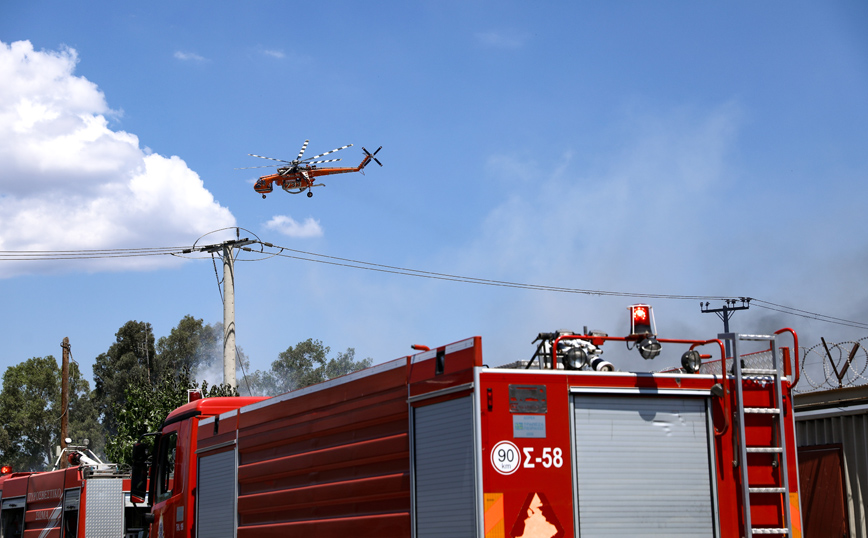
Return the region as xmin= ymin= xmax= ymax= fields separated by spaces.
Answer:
xmin=174 ymin=50 xmax=207 ymax=62
xmin=264 ymin=215 xmax=323 ymax=238
xmin=475 ymin=30 xmax=528 ymax=50
xmin=260 ymin=49 xmax=285 ymax=59
xmin=0 ymin=40 xmax=235 ymax=276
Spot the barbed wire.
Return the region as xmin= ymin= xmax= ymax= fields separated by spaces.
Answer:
xmin=796 ymin=337 xmax=868 ymax=393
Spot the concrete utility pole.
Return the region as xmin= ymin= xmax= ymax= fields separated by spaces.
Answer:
xmin=701 ymin=298 xmax=751 ymax=358
xmin=194 ymin=235 xmax=254 ymax=389
xmin=222 ymin=242 xmax=237 ymax=389
xmin=60 ymin=337 xmax=70 ymax=469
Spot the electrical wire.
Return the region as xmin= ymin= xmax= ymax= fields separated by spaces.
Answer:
xmin=750 ymin=299 xmax=868 ymax=330
xmin=254 ymin=241 xmax=868 ymax=331
xmin=1 ymin=240 xmax=866 ymax=331
xmin=258 ymin=245 xmax=730 ymax=300
xmin=0 ymin=247 xmax=186 ymax=260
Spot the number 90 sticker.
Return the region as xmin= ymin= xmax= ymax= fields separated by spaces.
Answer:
xmin=491 ymin=440 xmax=521 ymax=475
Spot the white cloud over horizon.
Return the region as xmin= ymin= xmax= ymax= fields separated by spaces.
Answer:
xmin=174 ymin=50 xmax=207 ymax=62
xmin=264 ymin=215 xmax=324 ymax=238
xmin=0 ymin=40 xmax=235 ymax=277
xmin=260 ymin=49 xmax=285 ymax=59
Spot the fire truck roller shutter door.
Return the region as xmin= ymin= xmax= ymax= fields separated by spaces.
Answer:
xmin=413 ymin=396 xmax=476 ymax=538
xmin=572 ymin=395 xmax=717 ymax=536
xmin=196 ymin=448 xmax=236 ymax=538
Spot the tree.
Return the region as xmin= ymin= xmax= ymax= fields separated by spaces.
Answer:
xmin=156 ymin=315 xmax=221 ymax=377
xmin=92 ymin=321 xmax=155 ymax=436
xmin=105 ymin=367 xmax=237 ymax=466
xmin=0 ymin=357 xmax=101 ymax=472
xmin=243 ymin=339 xmax=372 ymax=397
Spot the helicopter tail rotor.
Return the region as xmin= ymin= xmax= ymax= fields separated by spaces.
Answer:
xmin=362 ymin=146 xmax=383 ymax=167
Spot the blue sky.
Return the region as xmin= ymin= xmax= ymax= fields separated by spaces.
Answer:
xmin=1 ymin=1 xmax=866 ymax=387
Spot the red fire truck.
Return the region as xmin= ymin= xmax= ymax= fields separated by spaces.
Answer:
xmin=130 ymin=305 xmax=804 ymax=537
xmin=0 ymin=448 xmax=144 ymax=538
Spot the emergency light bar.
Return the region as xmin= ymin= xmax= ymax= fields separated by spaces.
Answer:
xmin=1 ymin=464 xmax=11 ymax=475
xmin=629 ymin=304 xmax=661 ymax=360
xmin=629 ymin=304 xmax=656 ymax=336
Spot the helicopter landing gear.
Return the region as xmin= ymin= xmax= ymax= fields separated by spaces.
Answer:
xmin=307 ymin=191 xmax=313 ymax=198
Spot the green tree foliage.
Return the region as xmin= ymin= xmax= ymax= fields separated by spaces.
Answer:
xmin=243 ymin=339 xmax=372 ymax=397
xmin=93 ymin=317 xmax=226 ymax=437
xmin=92 ymin=321 xmax=156 ymax=436
xmin=93 ymin=318 xmax=370 ymax=465
xmin=156 ymin=315 xmax=221 ymax=375
xmin=0 ymin=357 xmax=101 ymax=472
xmin=105 ymin=367 xmax=237 ymax=466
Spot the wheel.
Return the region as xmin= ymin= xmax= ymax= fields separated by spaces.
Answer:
xmin=307 ymin=191 xmax=313 ymax=198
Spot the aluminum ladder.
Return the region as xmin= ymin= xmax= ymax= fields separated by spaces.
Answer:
xmin=724 ymin=333 xmax=793 ymax=537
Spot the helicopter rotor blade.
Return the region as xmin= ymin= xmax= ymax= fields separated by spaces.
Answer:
xmin=248 ymin=153 xmax=291 ymax=163
xmin=295 ymin=140 xmax=309 ymax=162
xmin=304 ymin=143 xmax=352 ymax=162
xmin=234 ymin=164 xmax=281 ymax=170
xmin=307 ymin=158 xmax=342 ymax=165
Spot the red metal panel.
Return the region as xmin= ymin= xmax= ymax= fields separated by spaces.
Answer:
xmin=479 ymin=371 xmax=575 ymax=538
xmin=22 ymin=470 xmax=65 ymax=538
xmin=237 ymin=512 xmax=410 ymax=538
xmin=63 ymin=467 xmax=82 ymax=490
xmin=798 ymin=444 xmax=848 ymax=538
xmin=238 ymin=362 xmax=409 ymax=431
xmin=228 ymin=357 xmax=413 ymax=536
xmin=0 ymin=473 xmax=30 ymax=498
xmin=407 ymin=337 xmax=482 ymax=399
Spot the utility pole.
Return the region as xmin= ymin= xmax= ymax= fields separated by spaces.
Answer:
xmin=193 ymin=235 xmax=255 ymax=389
xmin=222 ymin=242 xmax=237 ymax=389
xmin=60 ymin=337 xmax=70 ymax=469
xmin=701 ymin=298 xmax=751 ymax=358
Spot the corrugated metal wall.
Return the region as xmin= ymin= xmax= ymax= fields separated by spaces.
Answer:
xmin=796 ymin=410 xmax=868 ymax=538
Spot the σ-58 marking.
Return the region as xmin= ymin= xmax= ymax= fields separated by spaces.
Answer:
xmin=522 ymin=447 xmax=564 ymax=468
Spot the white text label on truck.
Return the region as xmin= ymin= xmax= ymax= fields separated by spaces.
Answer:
xmin=521 ymin=447 xmax=564 ymax=468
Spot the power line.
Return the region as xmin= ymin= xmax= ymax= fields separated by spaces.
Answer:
xmin=1 ymin=241 xmax=866 ymax=331
xmin=250 ymin=241 xmax=868 ymax=331
xmin=751 ymin=300 xmax=868 ymax=330
xmin=0 ymin=246 xmax=186 ymax=261
xmin=252 ymin=243 xmax=732 ymax=300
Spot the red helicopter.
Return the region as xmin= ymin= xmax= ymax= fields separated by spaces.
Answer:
xmin=239 ymin=140 xmax=382 ymax=198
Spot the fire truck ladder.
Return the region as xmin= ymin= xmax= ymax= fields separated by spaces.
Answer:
xmin=725 ymin=332 xmax=793 ymax=537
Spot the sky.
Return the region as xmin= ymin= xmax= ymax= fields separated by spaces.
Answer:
xmin=1 ymin=1 xmax=866 ymax=391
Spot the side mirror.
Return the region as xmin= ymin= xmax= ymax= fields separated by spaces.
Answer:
xmin=130 ymin=442 xmax=150 ymax=502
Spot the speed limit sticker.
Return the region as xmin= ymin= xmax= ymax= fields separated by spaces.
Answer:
xmin=490 ymin=440 xmax=521 ymax=475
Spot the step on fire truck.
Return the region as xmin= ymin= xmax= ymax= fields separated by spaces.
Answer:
xmin=126 ymin=304 xmax=803 ymax=538
xmin=0 ymin=442 xmax=144 ymax=538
